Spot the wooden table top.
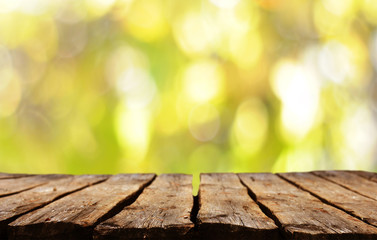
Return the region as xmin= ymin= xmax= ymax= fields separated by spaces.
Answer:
xmin=0 ymin=171 xmax=376 ymax=240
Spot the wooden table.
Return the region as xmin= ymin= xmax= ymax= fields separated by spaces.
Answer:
xmin=0 ymin=171 xmax=376 ymax=239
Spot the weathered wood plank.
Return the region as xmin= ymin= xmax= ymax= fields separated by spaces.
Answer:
xmin=357 ymin=171 xmax=377 ymax=181
xmin=0 ymin=174 xmax=69 ymax=197
xmin=196 ymin=173 xmax=279 ymax=240
xmin=347 ymin=171 xmax=377 ymax=184
xmin=0 ymin=175 xmax=108 ymax=239
xmin=0 ymin=173 xmax=33 ymax=180
xmin=239 ymin=173 xmax=377 ymax=240
xmin=280 ymin=172 xmax=377 ymax=227
xmin=313 ymin=171 xmax=377 ymax=201
xmin=8 ymin=174 xmax=155 ymax=240
xmin=94 ymin=174 xmax=194 ymax=240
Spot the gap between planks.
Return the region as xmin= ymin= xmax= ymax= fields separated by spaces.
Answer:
xmin=312 ymin=171 xmax=377 ymax=202
xmin=0 ymin=175 xmax=110 ymax=239
xmin=239 ymin=172 xmax=377 ymax=240
xmin=280 ymin=172 xmax=377 ymax=227
xmin=7 ymin=174 xmax=156 ymax=240
xmin=1 ymin=172 xmax=377 ymax=240
xmin=237 ymin=175 xmax=287 ymax=240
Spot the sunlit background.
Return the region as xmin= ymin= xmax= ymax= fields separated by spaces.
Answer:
xmin=1 ymin=0 xmax=377 ymax=188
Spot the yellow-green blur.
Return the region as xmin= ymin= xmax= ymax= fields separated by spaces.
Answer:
xmin=0 ymin=0 xmax=377 ymax=191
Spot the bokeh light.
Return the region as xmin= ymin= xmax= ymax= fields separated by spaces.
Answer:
xmin=231 ymin=98 xmax=268 ymax=155
xmin=189 ymin=103 xmax=220 ymax=142
xmin=0 ymin=68 xmax=21 ymax=117
xmin=271 ymin=59 xmax=320 ymax=140
xmin=183 ymin=59 xmax=225 ymax=103
xmin=0 ymin=0 xmax=377 ymax=185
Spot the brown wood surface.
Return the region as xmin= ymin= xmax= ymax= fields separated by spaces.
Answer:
xmin=280 ymin=172 xmax=377 ymax=227
xmin=196 ymin=173 xmax=279 ymax=240
xmin=0 ymin=173 xmax=33 ymax=180
xmin=8 ymin=174 xmax=155 ymax=240
xmin=0 ymin=174 xmax=68 ymax=197
xmin=353 ymin=171 xmax=377 ymax=183
xmin=94 ymin=174 xmax=194 ymax=240
xmin=0 ymin=171 xmax=376 ymax=239
xmin=313 ymin=171 xmax=377 ymax=201
xmin=0 ymin=175 xmax=108 ymax=239
xmin=239 ymin=173 xmax=377 ymax=240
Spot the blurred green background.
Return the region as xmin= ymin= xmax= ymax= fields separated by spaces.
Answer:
xmin=1 ymin=0 xmax=377 ymax=186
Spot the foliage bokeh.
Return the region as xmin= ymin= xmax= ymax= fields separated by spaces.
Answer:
xmin=1 ymin=0 xmax=377 ymax=189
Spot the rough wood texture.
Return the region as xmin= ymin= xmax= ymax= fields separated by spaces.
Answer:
xmin=0 ymin=174 xmax=68 ymax=197
xmin=0 ymin=171 xmax=377 ymax=240
xmin=313 ymin=171 xmax=377 ymax=201
xmin=8 ymin=174 xmax=155 ymax=240
xmin=0 ymin=175 xmax=108 ymax=239
xmin=280 ymin=172 xmax=377 ymax=227
xmin=197 ymin=173 xmax=279 ymax=240
xmin=353 ymin=171 xmax=377 ymax=183
xmin=94 ymin=174 xmax=194 ymax=240
xmin=239 ymin=173 xmax=377 ymax=240
xmin=0 ymin=173 xmax=33 ymax=180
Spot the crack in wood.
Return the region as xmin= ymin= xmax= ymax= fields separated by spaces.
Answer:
xmin=1 ymin=175 xmax=109 ymax=240
xmin=312 ymin=171 xmax=377 ymax=202
xmin=278 ymin=172 xmax=377 ymax=230
xmin=1 ymin=171 xmax=377 ymax=240
xmin=239 ymin=172 xmax=377 ymax=240
xmin=238 ymin=175 xmax=288 ymax=240
xmin=93 ymin=174 xmax=156 ymax=227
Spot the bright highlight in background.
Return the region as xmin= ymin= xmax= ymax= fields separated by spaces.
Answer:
xmin=271 ymin=60 xmax=320 ymax=140
xmin=0 ymin=0 xmax=376 ymax=177
xmin=183 ymin=60 xmax=224 ymax=103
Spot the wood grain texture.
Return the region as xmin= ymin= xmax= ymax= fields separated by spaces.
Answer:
xmin=197 ymin=173 xmax=279 ymax=240
xmin=313 ymin=171 xmax=377 ymax=201
xmin=239 ymin=173 xmax=377 ymax=240
xmin=94 ymin=174 xmax=194 ymax=240
xmin=0 ymin=173 xmax=33 ymax=180
xmin=0 ymin=175 xmax=108 ymax=239
xmin=280 ymin=172 xmax=377 ymax=227
xmin=0 ymin=174 xmax=68 ymax=197
xmin=8 ymin=174 xmax=155 ymax=240
xmin=0 ymin=171 xmax=376 ymax=239
xmin=352 ymin=171 xmax=377 ymax=183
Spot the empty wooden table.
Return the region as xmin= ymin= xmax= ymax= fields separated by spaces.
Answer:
xmin=0 ymin=171 xmax=376 ymax=239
